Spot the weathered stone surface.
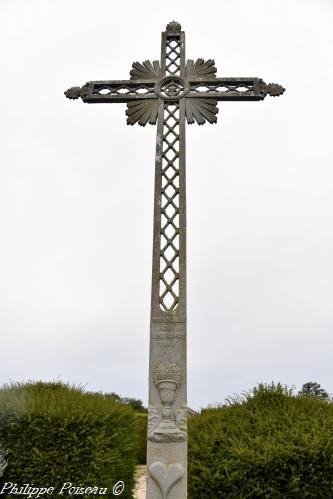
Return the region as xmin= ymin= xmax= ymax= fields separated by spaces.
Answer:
xmin=64 ymin=20 xmax=284 ymax=499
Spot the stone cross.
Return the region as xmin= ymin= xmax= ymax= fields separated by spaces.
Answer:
xmin=65 ymin=21 xmax=284 ymax=499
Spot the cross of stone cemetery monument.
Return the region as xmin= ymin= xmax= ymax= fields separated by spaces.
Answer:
xmin=65 ymin=21 xmax=284 ymax=499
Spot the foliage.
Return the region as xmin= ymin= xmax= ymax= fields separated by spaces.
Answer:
xmin=102 ymin=391 xmax=122 ymax=401
xmin=0 ymin=381 xmax=138 ymax=498
xmin=188 ymin=382 xmax=333 ymax=498
xmin=122 ymin=398 xmax=147 ymax=413
xmin=298 ymin=381 xmax=330 ymax=400
xmin=103 ymin=393 xmax=147 ymax=413
xmin=135 ymin=413 xmax=147 ymax=464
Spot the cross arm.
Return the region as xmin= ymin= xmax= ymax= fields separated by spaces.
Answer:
xmin=187 ymin=77 xmax=285 ymax=101
xmin=65 ymin=79 xmax=157 ymax=103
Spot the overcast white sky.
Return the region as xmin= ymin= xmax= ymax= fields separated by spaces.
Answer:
xmin=0 ymin=0 xmax=332 ymax=410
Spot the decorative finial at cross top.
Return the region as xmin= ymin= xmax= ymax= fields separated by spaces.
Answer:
xmin=65 ymin=21 xmax=285 ymax=126
xmin=166 ymin=20 xmax=182 ymax=32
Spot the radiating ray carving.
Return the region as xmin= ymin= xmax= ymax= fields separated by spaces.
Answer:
xmin=185 ymin=58 xmax=217 ymax=79
xmin=130 ymin=60 xmax=161 ymax=80
xmin=126 ymin=99 xmax=159 ymax=126
xmin=185 ymin=98 xmax=218 ymax=125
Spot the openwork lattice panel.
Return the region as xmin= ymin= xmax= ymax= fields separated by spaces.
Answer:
xmin=159 ymin=103 xmax=180 ymax=311
xmin=93 ymin=83 xmax=155 ymax=97
xmin=190 ymin=82 xmax=254 ymax=94
xmin=165 ymin=36 xmax=181 ymax=76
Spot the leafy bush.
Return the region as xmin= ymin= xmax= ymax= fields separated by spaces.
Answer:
xmin=0 ymin=381 xmax=138 ymax=498
xmin=135 ymin=413 xmax=147 ymax=465
xmin=298 ymin=381 xmax=330 ymax=400
xmin=188 ymin=383 xmax=333 ymax=498
xmin=102 ymin=393 xmax=147 ymax=413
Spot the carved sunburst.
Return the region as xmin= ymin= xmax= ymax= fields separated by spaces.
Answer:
xmin=184 ymin=59 xmax=219 ymax=124
xmin=185 ymin=98 xmax=218 ymax=125
xmin=126 ymin=99 xmax=159 ymax=126
xmin=127 ymin=57 xmax=220 ymax=126
xmin=130 ymin=60 xmax=160 ymax=80
xmin=185 ymin=58 xmax=217 ymax=79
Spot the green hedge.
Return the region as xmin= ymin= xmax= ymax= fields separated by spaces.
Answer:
xmin=0 ymin=381 xmax=138 ymax=498
xmin=188 ymin=383 xmax=333 ymax=498
xmin=135 ymin=413 xmax=147 ymax=465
